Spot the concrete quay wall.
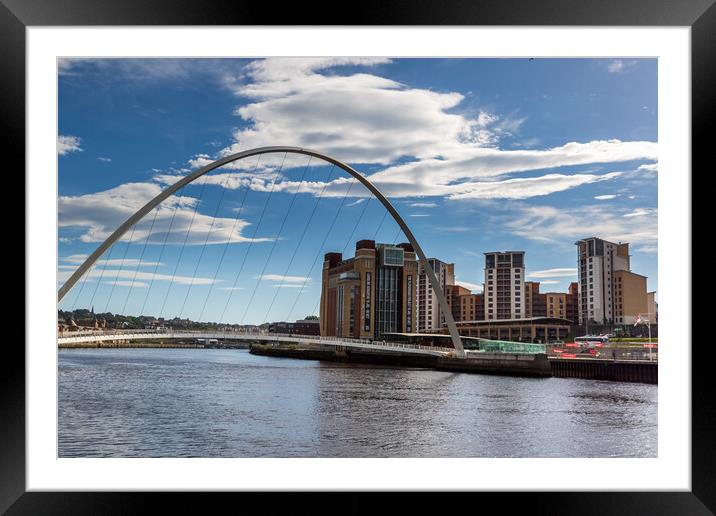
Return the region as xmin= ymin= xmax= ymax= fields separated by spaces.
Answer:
xmin=550 ymin=358 xmax=657 ymax=384
xmin=438 ymin=353 xmax=552 ymax=378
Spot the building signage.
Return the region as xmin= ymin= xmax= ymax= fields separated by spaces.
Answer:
xmin=364 ymin=272 xmax=372 ymax=331
xmin=406 ymin=274 xmax=413 ymax=331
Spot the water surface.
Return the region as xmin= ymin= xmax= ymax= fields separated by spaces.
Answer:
xmin=59 ymin=348 xmax=657 ymax=457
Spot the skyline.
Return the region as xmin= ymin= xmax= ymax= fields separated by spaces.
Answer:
xmin=57 ymin=57 xmax=658 ymax=324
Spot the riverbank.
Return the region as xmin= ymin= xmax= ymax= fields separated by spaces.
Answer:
xmin=249 ymin=344 xmax=656 ymax=383
xmin=249 ymin=343 xmax=552 ymax=378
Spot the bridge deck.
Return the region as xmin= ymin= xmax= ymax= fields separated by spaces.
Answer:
xmin=57 ymin=330 xmax=455 ymax=357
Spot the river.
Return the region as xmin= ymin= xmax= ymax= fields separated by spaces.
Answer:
xmin=58 ymin=348 xmax=657 ymax=458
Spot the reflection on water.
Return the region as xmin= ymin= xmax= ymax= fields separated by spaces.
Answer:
xmin=58 ymin=348 xmax=657 ymax=458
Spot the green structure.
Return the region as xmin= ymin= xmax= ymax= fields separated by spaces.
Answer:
xmin=467 ymin=339 xmax=546 ymax=354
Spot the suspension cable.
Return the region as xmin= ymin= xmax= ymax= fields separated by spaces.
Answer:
xmin=68 ymin=261 xmax=93 ymax=314
xmin=197 ymin=155 xmax=261 ymax=323
xmin=307 ymin=191 xmax=378 ymax=319
xmin=285 ymin=176 xmax=358 ymax=322
xmin=158 ymin=177 xmax=209 ymax=320
xmin=239 ymin=156 xmax=313 ymax=325
xmin=120 ymin=203 xmax=160 ymax=316
xmin=178 ymin=167 xmax=234 ymax=320
xmin=138 ymin=198 xmax=181 ymax=318
xmin=218 ymin=153 xmax=287 ymax=325
xmin=262 ymin=163 xmax=336 ymax=323
xmin=86 ymin=238 xmax=117 ymax=316
xmin=372 ymin=209 xmax=389 ymax=241
xmin=102 ymin=221 xmax=139 ymax=315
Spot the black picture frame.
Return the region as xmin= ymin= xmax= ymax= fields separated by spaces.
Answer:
xmin=4 ymin=0 xmax=708 ymax=513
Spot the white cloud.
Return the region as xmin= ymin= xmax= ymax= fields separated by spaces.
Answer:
xmin=57 ymin=267 xmax=218 ymax=286
xmin=455 ymin=279 xmax=483 ymax=293
xmin=58 ymin=135 xmax=82 ymax=156
xmin=528 ymin=268 xmax=578 ymax=279
xmin=408 ymin=202 xmax=438 ymax=208
xmin=58 ymin=181 xmax=271 ymax=245
xmin=105 ymin=280 xmax=149 ymax=288
xmin=409 ymin=213 xmax=430 ymax=217
xmin=539 ymin=280 xmax=561 ymax=285
xmin=505 ymin=204 xmax=657 ymax=248
xmin=607 ymin=59 xmax=637 ymax=73
xmin=62 ymin=254 xmax=163 ymax=267
xmin=141 ymin=58 xmax=656 ymax=202
xmin=637 ymin=163 xmax=658 ymax=173
xmin=623 ymin=208 xmax=655 ymax=218
xmin=98 ymin=157 xmax=112 ymax=162
xmin=594 ymin=194 xmax=618 ymax=200
xmin=258 ymin=274 xmax=310 ymax=284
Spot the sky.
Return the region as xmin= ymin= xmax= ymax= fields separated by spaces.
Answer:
xmin=57 ymin=57 xmax=658 ymax=325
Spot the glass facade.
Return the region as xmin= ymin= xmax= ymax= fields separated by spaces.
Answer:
xmin=381 ymin=246 xmax=404 ymax=267
xmin=375 ymin=266 xmax=402 ymax=337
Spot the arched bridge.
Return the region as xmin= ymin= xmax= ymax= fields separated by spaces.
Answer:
xmin=59 ymin=146 xmax=467 ymax=357
xmin=57 ymin=329 xmax=456 ymax=358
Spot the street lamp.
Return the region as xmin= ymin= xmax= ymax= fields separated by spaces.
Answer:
xmin=635 ymin=313 xmax=654 ymax=361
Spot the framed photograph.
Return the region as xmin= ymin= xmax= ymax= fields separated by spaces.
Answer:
xmin=7 ymin=0 xmax=709 ymax=512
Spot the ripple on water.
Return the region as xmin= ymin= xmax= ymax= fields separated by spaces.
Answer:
xmin=58 ymin=348 xmax=657 ymax=458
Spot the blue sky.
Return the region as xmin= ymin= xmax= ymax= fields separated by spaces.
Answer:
xmin=58 ymin=58 xmax=657 ymax=324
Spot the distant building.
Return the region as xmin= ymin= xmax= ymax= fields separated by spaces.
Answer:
xmin=524 ymin=281 xmax=545 ymax=318
xmin=416 ymin=258 xmax=455 ymax=332
xmin=446 ymin=284 xmax=471 ymax=322
xmin=446 ymin=284 xmax=485 ymax=323
xmin=441 ymin=316 xmax=572 ymax=343
xmin=484 ymin=252 xmax=525 ymax=320
xmin=566 ymin=282 xmax=579 ymax=324
xmin=320 ymin=239 xmax=418 ymax=339
xmin=575 ymin=238 xmax=648 ymax=325
xmin=647 ymin=291 xmax=658 ymax=323
xmin=524 ymin=280 xmax=578 ymax=325
xmin=613 ymin=270 xmax=649 ymax=325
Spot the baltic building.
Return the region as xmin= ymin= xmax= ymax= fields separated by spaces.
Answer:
xmin=319 ymin=240 xmax=418 ymax=339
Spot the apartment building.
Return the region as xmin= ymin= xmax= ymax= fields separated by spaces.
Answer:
xmin=484 ymin=252 xmax=526 ymax=320
xmin=575 ymin=237 xmax=640 ymax=324
xmin=416 ymin=259 xmax=455 ymax=332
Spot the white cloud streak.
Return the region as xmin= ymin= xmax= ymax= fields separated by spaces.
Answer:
xmin=58 ymin=135 xmax=82 ymax=156
xmin=528 ymin=268 xmax=578 ymax=279
xmin=505 ymin=204 xmax=657 ymax=248
xmin=58 ymin=181 xmax=272 ymax=245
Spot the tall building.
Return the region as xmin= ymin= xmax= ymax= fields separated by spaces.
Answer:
xmin=320 ymin=240 xmax=418 ymax=339
xmin=484 ymin=251 xmax=525 ymax=320
xmin=416 ymin=259 xmax=455 ymax=331
xmin=575 ymin=237 xmax=639 ymax=324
